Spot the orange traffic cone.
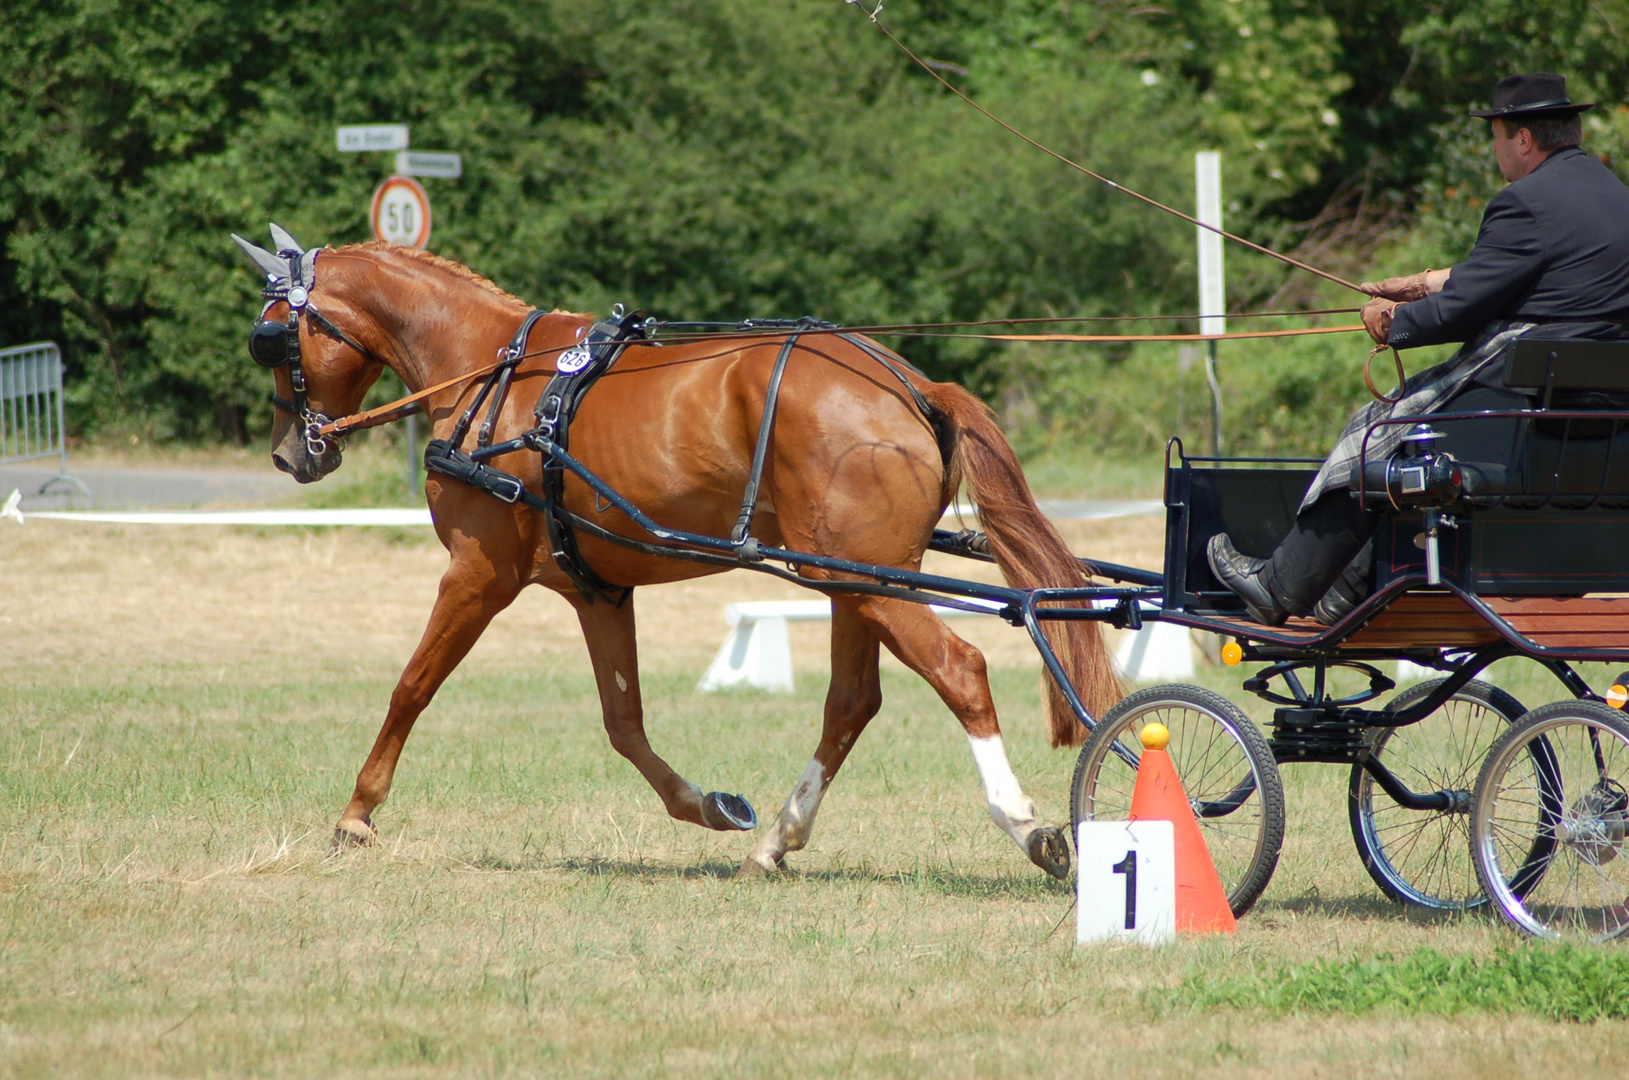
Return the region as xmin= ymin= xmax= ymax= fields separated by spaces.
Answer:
xmin=1128 ymin=722 xmax=1237 ymax=934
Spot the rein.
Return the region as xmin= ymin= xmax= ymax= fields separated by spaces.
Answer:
xmin=312 ymin=318 xmax=1366 ymax=438
xmin=1364 ymin=344 xmax=1409 ymax=405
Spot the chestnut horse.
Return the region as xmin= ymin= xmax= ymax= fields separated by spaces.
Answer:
xmin=233 ymin=230 xmax=1120 ymax=879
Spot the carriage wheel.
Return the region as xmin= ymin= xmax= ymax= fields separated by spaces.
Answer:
xmin=1348 ymin=678 xmax=1530 ymax=911
xmin=1070 ymin=684 xmax=1285 ymax=918
xmin=1471 ymin=700 xmax=1629 ymax=941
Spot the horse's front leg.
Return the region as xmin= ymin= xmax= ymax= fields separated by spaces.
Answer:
xmin=334 ymin=553 xmax=521 ymax=847
xmin=572 ymin=593 xmax=756 ymax=832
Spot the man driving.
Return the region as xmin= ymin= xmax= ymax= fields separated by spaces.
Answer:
xmin=1208 ymin=72 xmax=1629 ymax=626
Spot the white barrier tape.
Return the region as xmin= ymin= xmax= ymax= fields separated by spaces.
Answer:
xmin=26 ymin=508 xmax=433 ymax=527
xmin=18 ymin=499 xmax=1160 ymax=530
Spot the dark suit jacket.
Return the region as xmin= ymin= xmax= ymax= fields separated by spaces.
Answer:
xmin=1389 ymin=147 xmax=1629 ymax=348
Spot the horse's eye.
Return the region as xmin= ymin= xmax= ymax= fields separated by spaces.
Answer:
xmin=248 ymin=321 xmax=290 ymax=367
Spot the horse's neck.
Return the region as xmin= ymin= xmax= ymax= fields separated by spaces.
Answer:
xmin=352 ymin=262 xmax=533 ymax=393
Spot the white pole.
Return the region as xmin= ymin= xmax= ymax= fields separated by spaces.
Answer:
xmin=1195 ymin=151 xmax=1225 ymax=455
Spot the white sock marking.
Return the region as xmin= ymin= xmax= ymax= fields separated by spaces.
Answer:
xmin=967 ymin=734 xmax=1039 ymax=845
xmin=748 ymin=758 xmax=828 ymax=868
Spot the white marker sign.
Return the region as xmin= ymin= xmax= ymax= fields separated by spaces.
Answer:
xmin=370 ymin=175 xmax=432 ymax=248
xmin=395 ymin=151 xmax=462 ymax=179
xmin=1195 ymin=150 xmax=1226 ymax=337
xmin=337 ymin=125 xmax=410 ymax=152
xmin=1076 ymin=820 xmax=1176 ymax=945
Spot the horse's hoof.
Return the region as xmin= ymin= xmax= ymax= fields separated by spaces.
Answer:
xmin=735 ymin=853 xmax=783 ymax=879
xmin=1026 ymin=826 xmax=1071 ymax=881
xmin=330 ymin=817 xmax=377 ymax=852
xmin=701 ymin=791 xmax=757 ymax=831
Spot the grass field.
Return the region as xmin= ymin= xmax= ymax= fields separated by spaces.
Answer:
xmin=5 ymin=502 xmax=1629 ymax=1077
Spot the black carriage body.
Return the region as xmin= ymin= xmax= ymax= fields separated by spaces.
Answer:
xmin=1166 ymin=337 xmax=1629 ymax=629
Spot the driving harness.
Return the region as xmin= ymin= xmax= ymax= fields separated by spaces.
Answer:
xmin=422 ymin=305 xmax=649 ymax=604
xmin=419 ymin=307 xmax=943 ymax=605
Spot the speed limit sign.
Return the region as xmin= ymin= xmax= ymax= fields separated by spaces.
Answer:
xmin=370 ymin=175 xmax=432 ymax=248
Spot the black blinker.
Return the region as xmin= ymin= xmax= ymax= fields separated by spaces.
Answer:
xmin=249 ymin=320 xmax=291 ymax=367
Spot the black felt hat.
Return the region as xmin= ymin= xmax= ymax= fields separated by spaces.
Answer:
xmin=1469 ymin=73 xmax=1593 ymax=119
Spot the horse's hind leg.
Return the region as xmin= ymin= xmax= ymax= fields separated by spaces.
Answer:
xmin=573 ymin=593 xmax=756 ymax=831
xmin=742 ymin=600 xmax=883 ymax=876
xmin=855 ymin=596 xmax=1070 ymax=880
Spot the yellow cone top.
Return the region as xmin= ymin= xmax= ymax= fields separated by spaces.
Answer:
xmin=1139 ymin=722 xmax=1170 ymax=751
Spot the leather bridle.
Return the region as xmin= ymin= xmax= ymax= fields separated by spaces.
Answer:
xmin=247 ymin=249 xmax=381 ymax=458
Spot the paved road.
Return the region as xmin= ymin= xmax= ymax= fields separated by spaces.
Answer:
xmin=2 ymin=460 xmax=1161 ymax=520
xmin=0 ymin=461 xmax=290 ymax=511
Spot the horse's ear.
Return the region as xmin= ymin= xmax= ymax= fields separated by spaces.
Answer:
xmin=232 ymin=233 xmax=289 ymax=280
xmin=268 ymin=223 xmax=303 ymax=255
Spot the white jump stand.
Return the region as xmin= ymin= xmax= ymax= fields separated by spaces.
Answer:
xmin=698 ymin=598 xmax=1001 ymax=693
xmin=1394 ymin=659 xmax=1438 ymax=686
xmin=697 ymin=601 xmax=828 ymax=693
xmin=1113 ymin=622 xmax=1195 ymax=682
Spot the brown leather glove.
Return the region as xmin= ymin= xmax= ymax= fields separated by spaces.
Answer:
xmin=1361 ymin=297 xmax=1397 ymax=345
xmin=1358 ymin=271 xmax=1433 ymax=303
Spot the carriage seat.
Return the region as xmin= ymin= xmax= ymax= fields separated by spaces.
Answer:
xmin=1347 ymin=337 xmax=1629 ymax=504
xmin=1502 ymin=336 xmax=1629 ymax=396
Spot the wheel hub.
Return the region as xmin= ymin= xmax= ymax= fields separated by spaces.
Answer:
xmin=1556 ymin=780 xmax=1629 ymax=866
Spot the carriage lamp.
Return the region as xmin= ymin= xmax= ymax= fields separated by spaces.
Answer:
xmin=1357 ymin=426 xmax=1465 ymax=585
xmin=1607 ymin=673 xmax=1629 ymax=708
xmin=1352 ymin=426 xmax=1464 ymax=509
xmin=1385 ymin=426 xmax=1463 ymax=509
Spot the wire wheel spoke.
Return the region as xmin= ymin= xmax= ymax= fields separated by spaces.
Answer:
xmin=1072 ymin=684 xmax=1284 ymax=918
xmin=1473 ymin=702 xmax=1629 ymax=941
xmin=1350 ymin=679 xmax=1525 ymax=910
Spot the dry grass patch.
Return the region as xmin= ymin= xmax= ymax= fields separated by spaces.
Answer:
xmin=4 ymin=515 xmax=1627 ymax=1078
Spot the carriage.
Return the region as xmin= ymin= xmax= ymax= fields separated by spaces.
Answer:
xmin=235 ymin=233 xmax=1629 ymax=943
xmin=1063 ymin=334 xmax=1629 ymax=942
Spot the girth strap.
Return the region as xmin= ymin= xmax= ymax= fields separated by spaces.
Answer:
xmin=423 ymin=306 xmax=642 ymax=606
xmin=535 ymin=308 xmax=649 ymax=605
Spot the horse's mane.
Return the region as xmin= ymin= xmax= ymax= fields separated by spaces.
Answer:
xmin=329 ymin=241 xmax=591 ymax=319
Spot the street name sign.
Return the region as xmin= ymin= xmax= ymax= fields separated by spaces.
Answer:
xmin=394 ymin=151 xmax=462 ymax=178
xmin=337 ymin=125 xmax=409 ymax=152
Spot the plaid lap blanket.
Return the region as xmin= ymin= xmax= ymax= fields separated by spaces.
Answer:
xmin=1300 ymin=322 xmax=1537 ymax=511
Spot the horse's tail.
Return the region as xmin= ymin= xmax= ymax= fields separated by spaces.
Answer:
xmin=921 ymin=382 xmax=1122 ymax=748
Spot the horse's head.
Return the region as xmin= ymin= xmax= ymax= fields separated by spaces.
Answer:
xmin=233 ymin=226 xmax=385 ymax=483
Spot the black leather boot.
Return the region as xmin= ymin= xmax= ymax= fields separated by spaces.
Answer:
xmin=1207 ymin=494 xmax=1379 ymax=626
xmin=1264 ymin=493 xmax=1379 ymax=617
xmin=1206 ymin=534 xmax=1288 ymax=626
xmin=1311 ymin=540 xmax=1376 ymax=626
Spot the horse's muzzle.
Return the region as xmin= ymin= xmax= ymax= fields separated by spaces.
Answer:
xmin=272 ymin=425 xmax=343 ymax=483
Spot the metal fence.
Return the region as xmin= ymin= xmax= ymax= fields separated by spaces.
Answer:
xmin=1 ymin=341 xmax=84 ymax=495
